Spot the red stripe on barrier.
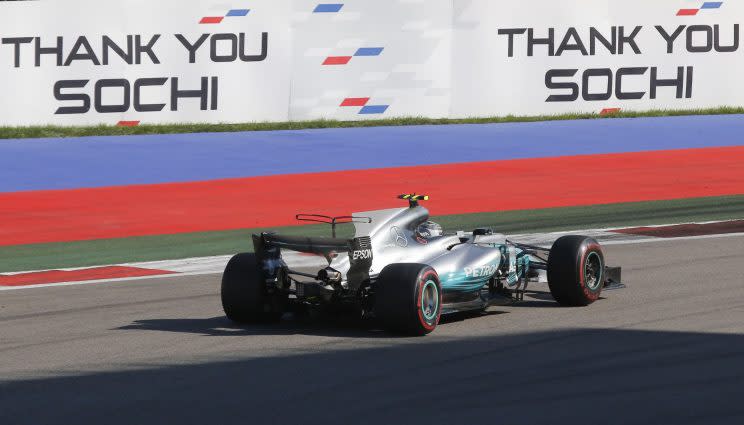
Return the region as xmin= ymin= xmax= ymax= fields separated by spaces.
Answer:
xmin=199 ymin=16 xmax=224 ymax=24
xmin=0 ymin=266 xmax=175 ymax=287
xmin=676 ymin=9 xmax=699 ymax=16
xmin=2 ymin=146 xmax=744 ymax=246
xmin=340 ymin=97 xmax=370 ymax=107
xmin=117 ymin=121 xmax=140 ymax=127
xmin=322 ymin=56 xmax=352 ymax=65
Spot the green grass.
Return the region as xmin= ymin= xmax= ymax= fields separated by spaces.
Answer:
xmin=2 ymin=107 xmax=743 ymax=139
xmin=2 ymin=195 xmax=742 ymax=273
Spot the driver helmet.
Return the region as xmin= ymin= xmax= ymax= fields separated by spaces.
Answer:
xmin=416 ymin=221 xmax=443 ymax=239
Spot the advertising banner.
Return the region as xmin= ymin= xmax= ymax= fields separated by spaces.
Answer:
xmin=451 ymin=0 xmax=744 ymax=117
xmin=0 ymin=0 xmax=742 ymax=125
xmin=0 ymin=0 xmax=292 ymax=125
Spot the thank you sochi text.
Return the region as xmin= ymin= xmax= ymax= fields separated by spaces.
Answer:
xmin=498 ymin=24 xmax=739 ymax=102
xmin=0 ymin=32 xmax=268 ymax=114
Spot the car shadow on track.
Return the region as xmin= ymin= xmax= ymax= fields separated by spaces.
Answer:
xmin=116 ymin=309 xmax=510 ymax=339
xmin=3 ymin=328 xmax=743 ymax=425
xmin=117 ymin=315 xmax=392 ymax=338
xmin=505 ymin=290 xmax=562 ymax=308
xmin=508 ymin=289 xmax=610 ymax=308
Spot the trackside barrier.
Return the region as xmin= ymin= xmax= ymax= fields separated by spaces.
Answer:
xmin=0 ymin=0 xmax=741 ymax=125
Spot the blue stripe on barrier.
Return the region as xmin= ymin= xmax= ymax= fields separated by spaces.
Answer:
xmin=226 ymin=9 xmax=250 ymax=16
xmin=354 ymin=47 xmax=384 ymax=56
xmin=313 ymin=4 xmax=343 ymax=13
xmin=358 ymin=105 xmax=389 ymax=114
xmin=701 ymin=2 xmax=723 ymax=9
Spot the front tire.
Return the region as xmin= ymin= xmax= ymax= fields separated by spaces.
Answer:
xmin=374 ymin=263 xmax=442 ymax=336
xmin=547 ymin=236 xmax=605 ymax=306
xmin=221 ymin=253 xmax=283 ymax=323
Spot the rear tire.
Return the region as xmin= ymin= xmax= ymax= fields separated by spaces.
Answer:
xmin=221 ymin=253 xmax=283 ymax=323
xmin=374 ymin=263 xmax=442 ymax=336
xmin=547 ymin=236 xmax=605 ymax=306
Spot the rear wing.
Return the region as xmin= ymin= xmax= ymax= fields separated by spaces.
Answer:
xmin=252 ymin=232 xmax=373 ymax=292
xmin=258 ymin=233 xmax=349 ymax=259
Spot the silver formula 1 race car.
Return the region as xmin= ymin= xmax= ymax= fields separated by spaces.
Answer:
xmin=221 ymin=194 xmax=623 ymax=335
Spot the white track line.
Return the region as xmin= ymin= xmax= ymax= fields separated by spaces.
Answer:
xmin=0 ymin=251 xmax=326 ymax=291
xmin=2 ymin=227 xmax=743 ymax=291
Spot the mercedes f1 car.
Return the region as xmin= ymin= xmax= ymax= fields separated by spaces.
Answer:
xmin=221 ymin=195 xmax=623 ymax=335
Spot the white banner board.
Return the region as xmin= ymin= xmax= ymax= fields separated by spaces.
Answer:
xmin=452 ymin=0 xmax=744 ymax=117
xmin=0 ymin=0 xmax=742 ymax=125
xmin=289 ymin=0 xmax=452 ymax=121
xmin=0 ymin=0 xmax=292 ymax=125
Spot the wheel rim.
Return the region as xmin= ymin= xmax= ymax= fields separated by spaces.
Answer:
xmin=584 ymin=252 xmax=603 ymax=290
xmin=421 ymin=280 xmax=439 ymax=321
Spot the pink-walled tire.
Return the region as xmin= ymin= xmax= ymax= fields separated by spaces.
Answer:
xmin=374 ymin=263 xmax=442 ymax=336
xmin=547 ymin=236 xmax=605 ymax=306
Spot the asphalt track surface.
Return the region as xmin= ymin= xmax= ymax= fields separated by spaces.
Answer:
xmin=2 ymin=236 xmax=744 ymax=425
